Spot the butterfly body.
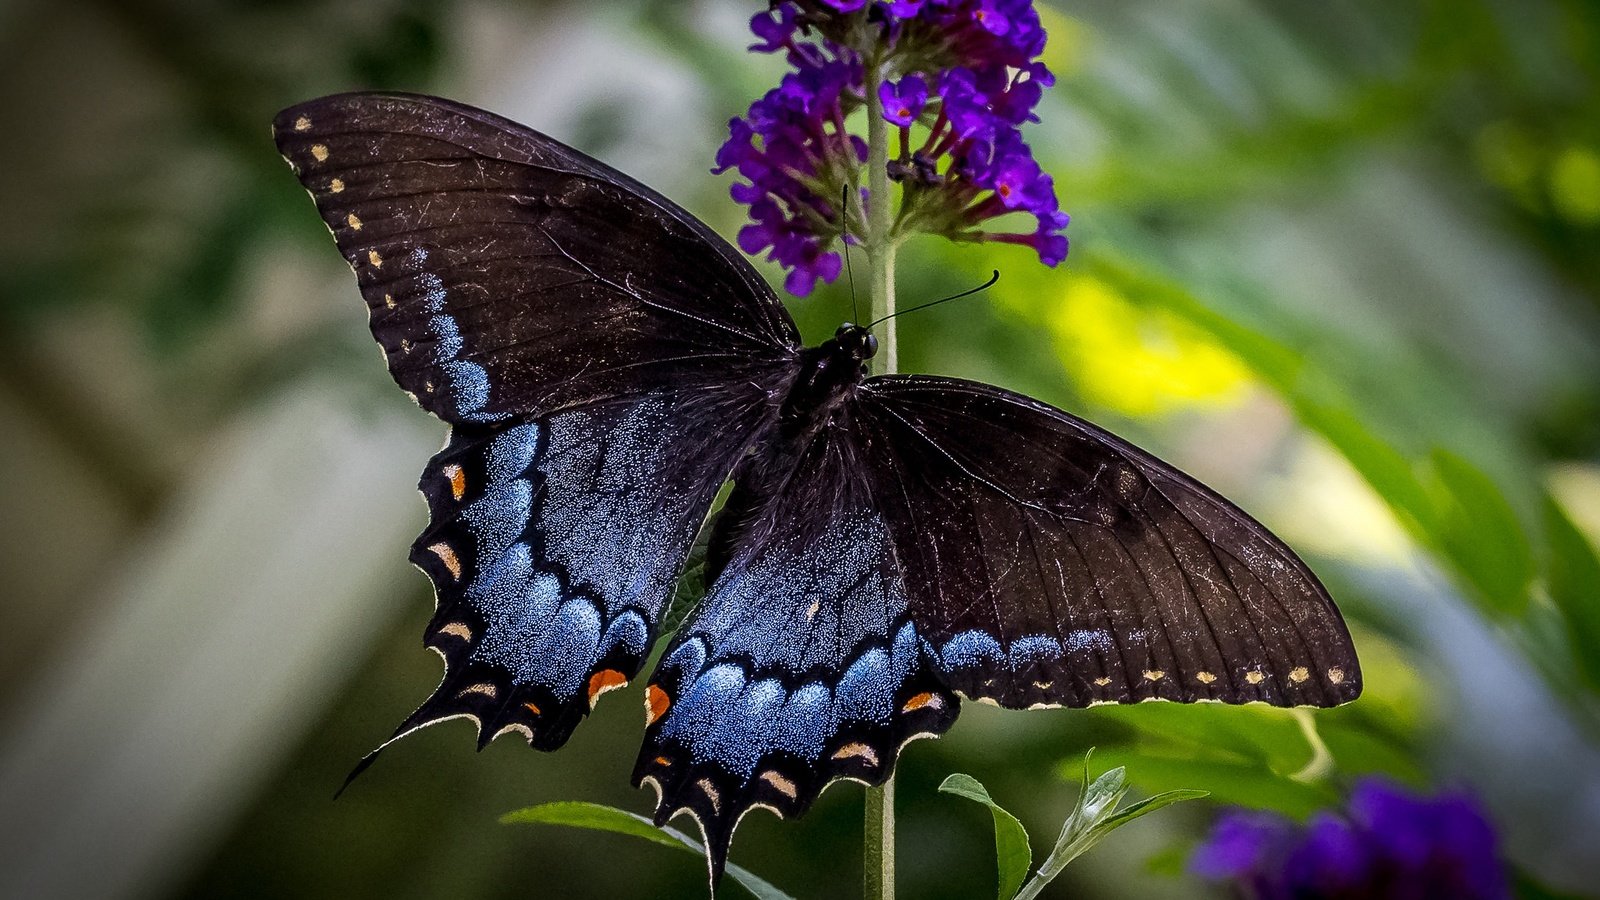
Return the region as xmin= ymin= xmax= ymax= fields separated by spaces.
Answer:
xmin=274 ymin=92 xmax=1360 ymax=883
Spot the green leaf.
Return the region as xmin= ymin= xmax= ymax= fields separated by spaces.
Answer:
xmin=939 ymin=773 xmax=1033 ymax=900
xmin=1430 ymin=449 xmax=1536 ymax=616
xmin=1067 ymin=748 xmax=1335 ymax=818
xmin=500 ymin=802 xmax=793 ymax=900
xmin=1093 ymin=789 xmax=1210 ymax=836
xmin=500 ymin=801 xmax=684 ymax=850
xmin=1079 ymin=766 xmax=1127 ymax=822
xmin=1086 ymin=702 xmax=1319 ymax=775
xmin=1545 ymin=494 xmax=1600 ymax=691
xmin=1012 ymin=755 xmax=1207 ymax=900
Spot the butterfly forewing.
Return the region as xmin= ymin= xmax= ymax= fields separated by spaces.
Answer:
xmin=275 ymin=94 xmax=802 ymax=767
xmin=857 ymin=375 xmax=1361 ymax=709
xmin=273 ymin=93 xmax=799 ymax=423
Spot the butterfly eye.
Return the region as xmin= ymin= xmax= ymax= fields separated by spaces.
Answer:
xmin=864 ymin=333 xmax=879 ymax=357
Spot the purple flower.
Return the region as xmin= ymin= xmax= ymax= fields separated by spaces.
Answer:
xmin=748 ymin=5 xmax=799 ymax=53
xmin=717 ymin=0 xmax=1071 ymax=295
xmin=973 ymin=0 xmax=1012 ymax=35
xmin=1189 ymin=811 xmax=1295 ymax=881
xmin=879 ymin=75 xmax=928 ymax=127
xmin=1189 ymin=778 xmax=1511 ymax=900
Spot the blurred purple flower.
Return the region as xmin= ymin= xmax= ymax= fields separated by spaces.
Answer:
xmin=1189 ymin=778 xmax=1510 ymax=900
xmin=715 ymin=0 xmax=1070 ymax=295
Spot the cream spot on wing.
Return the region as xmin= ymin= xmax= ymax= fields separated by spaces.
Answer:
xmin=697 ymin=779 xmax=721 ymax=814
xmin=1245 ymin=670 xmax=1266 ymax=685
xmin=367 ymin=249 xmax=382 ymax=268
xmin=346 ymin=212 xmax=362 ymax=230
xmin=497 ymin=722 xmax=533 ymax=741
xmin=1196 ymin=671 xmax=1217 ymax=684
xmin=293 ymin=115 xmax=312 ymax=132
xmin=428 ymin=542 xmax=461 ymax=579
xmin=760 ymin=771 xmax=798 ymax=799
xmin=1143 ymin=669 xmax=1165 ymax=682
xmin=1093 ymin=676 xmax=1112 ymax=687
xmin=438 ymin=621 xmax=472 ymax=641
xmin=457 ymin=682 xmax=496 ymax=699
xmin=329 ymin=177 xmax=345 ymax=193
xmin=310 ymin=143 xmax=329 ymax=162
xmin=1289 ymin=667 xmax=1310 ymax=683
xmin=832 ymin=742 xmax=879 ymax=766
xmin=1328 ymin=666 xmax=1346 ymax=685
xmin=399 ymin=339 xmax=412 ymax=354
xmin=1032 ymin=680 xmax=1053 ymax=690
xmin=383 ymin=293 xmax=395 ymax=309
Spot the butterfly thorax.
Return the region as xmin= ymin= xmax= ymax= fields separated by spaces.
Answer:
xmin=776 ymin=323 xmax=877 ymax=442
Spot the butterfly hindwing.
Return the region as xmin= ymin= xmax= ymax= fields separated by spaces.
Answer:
xmin=856 ymin=375 xmax=1361 ymax=709
xmin=272 ymin=93 xmax=799 ymax=424
xmin=385 ymin=388 xmax=776 ymax=757
xmin=634 ymin=424 xmax=957 ymax=881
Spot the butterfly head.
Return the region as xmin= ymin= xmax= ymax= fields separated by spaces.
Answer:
xmin=833 ymin=323 xmax=879 ymax=363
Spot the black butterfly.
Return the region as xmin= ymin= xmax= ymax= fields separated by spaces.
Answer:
xmin=274 ymin=92 xmax=1360 ymax=883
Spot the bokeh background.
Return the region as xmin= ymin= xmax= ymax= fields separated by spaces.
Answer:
xmin=2 ymin=1 xmax=1598 ymax=897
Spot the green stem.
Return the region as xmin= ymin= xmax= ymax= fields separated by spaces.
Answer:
xmin=864 ymin=52 xmax=898 ymax=374
xmin=862 ymin=48 xmax=899 ymax=900
xmin=863 ymin=770 xmax=894 ymax=900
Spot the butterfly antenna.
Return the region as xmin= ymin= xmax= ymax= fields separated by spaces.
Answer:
xmin=842 ymin=184 xmax=860 ymax=323
xmin=868 ymin=269 xmax=1000 ymax=327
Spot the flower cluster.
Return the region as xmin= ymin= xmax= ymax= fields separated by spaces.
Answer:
xmin=715 ymin=0 xmax=1069 ymax=295
xmin=1189 ymin=779 xmax=1510 ymax=900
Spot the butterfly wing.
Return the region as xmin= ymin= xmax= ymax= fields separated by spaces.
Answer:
xmin=395 ymin=389 xmax=774 ymax=754
xmin=273 ymin=94 xmax=802 ymax=759
xmin=856 ymin=375 xmax=1361 ymax=709
xmin=273 ymin=92 xmax=799 ymax=423
xmin=633 ymin=422 xmax=958 ymax=881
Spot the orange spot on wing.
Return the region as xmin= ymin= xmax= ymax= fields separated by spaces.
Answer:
xmin=442 ymin=463 xmax=467 ymax=500
xmin=523 ymin=701 xmax=542 ymax=716
xmin=653 ymin=755 xmax=672 ymax=767
xmin=645 ymin=684 xmax=671 ymax=725
xmin=587 ymin=669 xmax=628 ymax=707
xmin=901 ymin=691 xmax=940 ymax=713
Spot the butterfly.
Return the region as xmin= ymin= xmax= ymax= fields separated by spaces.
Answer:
xmin=273 ymin=92 xmax=1361 ymax=883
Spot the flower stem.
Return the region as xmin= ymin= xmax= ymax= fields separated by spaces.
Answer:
xmin=862 ymin=48 xmax=898 ymax=900
xmin=865 ymin=51 xmax=898 ymax=374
